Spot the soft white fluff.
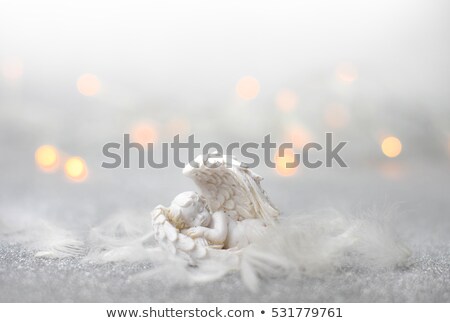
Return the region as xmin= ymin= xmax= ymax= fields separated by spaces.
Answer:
xmin=81 ymin=208 xmax=410 ymax=291
xmin=2 ymin=208 xmax=410 ymax=291
xmin=240 ymin=209 xmax=411 ymax=291
xmin=84 ymin=211 xmax=161 ymax=263
xmin=0 ymin=217 xmax=84 ymax=258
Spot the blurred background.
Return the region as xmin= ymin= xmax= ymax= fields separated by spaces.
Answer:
xmin=0 ymin=0 xmax=449 ymax=301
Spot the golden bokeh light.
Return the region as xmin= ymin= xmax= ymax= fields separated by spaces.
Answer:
xmin=324 ymin=103 xmax=350 ymax=128
xmin=77 ymin=73 xmax=101 ymax=96
xmin=131 ymin=123 xmax=158 ymax=146
xmin=35 ymin=145 xmax=59 ymax=172
xmin=381 ymin=136 xmax=402 ymax=158
xmin=285 ymin=126 xmax=312 ymax=149
xmin=336 ymin=63 xmax=358 ymax=84
xmin=275 ymin=149 xmax=298 ymax=177
xmin=1 ymin=58 xmax=24 ymax=81
xmin=236 ymin=76 xmax=260 ymax=100
xmin=276 ymin=89 xmax=298 ymax=112
xmin=379 ymin=161 xmax=404 ymax=180
xmin=64 ymin=157 xmax=88 ymax=182
xmin=166 ymin=118 xmax=191 ymax=138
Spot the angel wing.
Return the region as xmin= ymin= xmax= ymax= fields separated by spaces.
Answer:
xmin=182 ymin=154 xmax=279 ymax=225
xmin=151 ymin=205 xmax=210 ymax=264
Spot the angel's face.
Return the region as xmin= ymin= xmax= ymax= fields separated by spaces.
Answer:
xmin=180 ymin=199 xmax=211 ymax=227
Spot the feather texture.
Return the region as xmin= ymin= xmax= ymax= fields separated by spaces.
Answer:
xmin=151 ymin=206 xmax=209 ymax=264
xmin=183 ymin=154 xmax=279 ymax=224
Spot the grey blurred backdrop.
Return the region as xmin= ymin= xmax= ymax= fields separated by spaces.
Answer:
xmin=0 ymin=0 xmax=449 ymax=301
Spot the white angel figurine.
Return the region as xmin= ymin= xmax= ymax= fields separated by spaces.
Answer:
xmin=151 ymin=154 xmax=279 ymax=264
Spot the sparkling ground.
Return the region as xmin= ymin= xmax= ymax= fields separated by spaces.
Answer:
xmin=0 ymin=242 xmax=449 ymax=302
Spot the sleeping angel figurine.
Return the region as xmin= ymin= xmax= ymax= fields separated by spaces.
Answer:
xmin=151 ymin=153 xmax=409 ymax=288
xmin=151 ymin=153 xmax=279 ymax=264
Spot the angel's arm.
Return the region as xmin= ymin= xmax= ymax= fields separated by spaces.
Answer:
xmin=184 ymin=211 xmax=228 ymax=245
xmin=203 ymin=211 xmax=228 ymax=244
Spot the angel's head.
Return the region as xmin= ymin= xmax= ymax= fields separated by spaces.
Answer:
xmin=168 ymin=191 xmax=211 ymax=229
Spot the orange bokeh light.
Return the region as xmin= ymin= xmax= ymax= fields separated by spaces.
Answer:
xmin=275 ymin=149 xmax=298 ymax=177
xmin=64 ymin=157 xmax=88 ymax=182
xmin=236 ymin=76 xmax=260 ymax=100
xmin=131 ymin=123 xmax=158 ymax=146
xmin=77 ymin=73 xmax=101 ymax=96
xmin=324 ymin=103 xmax=350 ymax=128
xmin=276 ymin=89 xmax=298 ymax=112
xmin=285 ymin=126 xmax=312 ymax=149
xmin=381 ymin=136 xmax=402 ymax=158
xmin=336 ymin=63 xmax=358 ymax=84
xmin=166 ymin=118 xmax=191 ymax=138
xmin=379 ymin=161 xmax=404 ymax=180
xmin=35 ymin=145 xmax=59 ymax=172
xmin=2 ymin=58 xmax=24 ymax=81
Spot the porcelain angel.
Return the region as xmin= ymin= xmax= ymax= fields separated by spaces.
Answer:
xmin=151 ymin=154 xmax=279 ymax=264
